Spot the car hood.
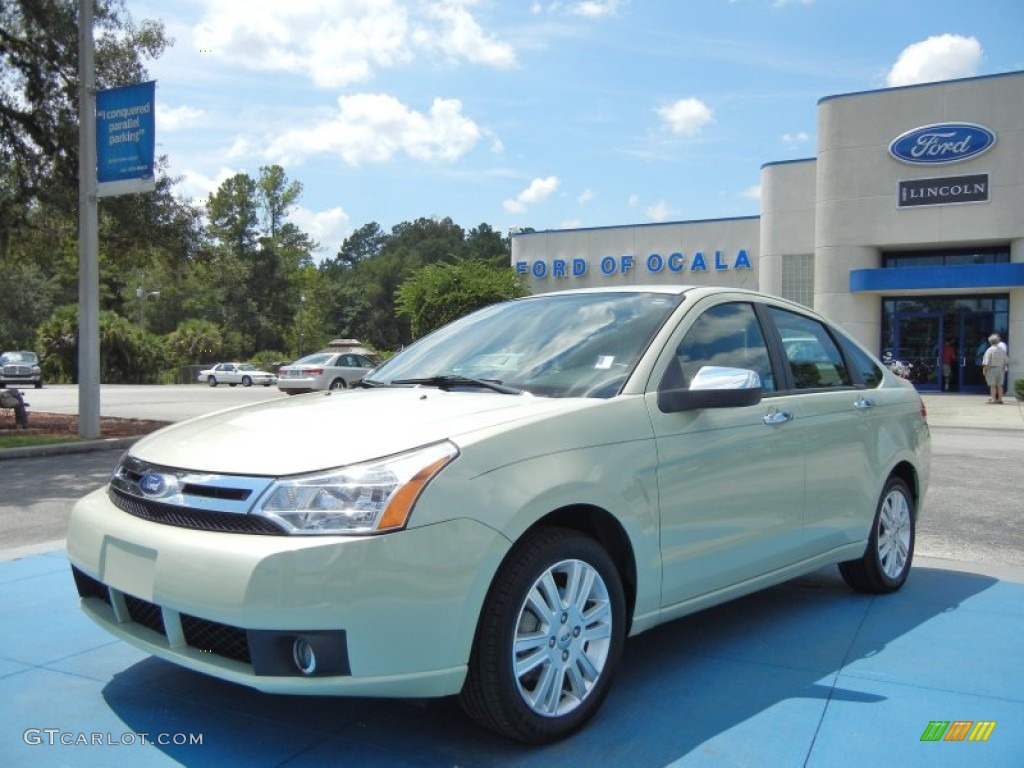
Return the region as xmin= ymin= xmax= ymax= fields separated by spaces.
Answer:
xmin=130 ymin=388 xmax=592 ymax=476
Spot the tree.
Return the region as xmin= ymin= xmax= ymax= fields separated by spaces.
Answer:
xmin=36 ymin=304 xmax=164 ymax=383
xmin=396 ymin=260 xmax=528 ymax=338
xmin=0 ymin=0 xmax=169 ymax=258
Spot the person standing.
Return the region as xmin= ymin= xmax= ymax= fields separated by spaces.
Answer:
xmin=941 ymin=338 xmax=956 ymax=391
xmin=994 ymin=333 xmax=1009 ymax=392
xmin=982 ymin=334 xmax=1008 ymax=403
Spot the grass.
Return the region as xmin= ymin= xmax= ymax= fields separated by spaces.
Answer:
xmin=0 ymin=434 xmax=84 ymax=449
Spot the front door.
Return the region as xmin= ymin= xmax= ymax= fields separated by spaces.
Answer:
xmin=895 ymin=313 xmax=941 ymax=390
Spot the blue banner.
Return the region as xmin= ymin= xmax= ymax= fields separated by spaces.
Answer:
xmin=95 ymin=81 xmax=156 ymax=188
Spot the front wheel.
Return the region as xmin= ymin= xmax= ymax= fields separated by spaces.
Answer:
xmin=241 ymin=376 xmax=252 ymax=387
xmin=839 ymin=476 xmax=915 ymax=593
xmin=459 ymin=528 xmax=626 ymax=744
xmin=207 ymin=376 xmax=217 ymax=387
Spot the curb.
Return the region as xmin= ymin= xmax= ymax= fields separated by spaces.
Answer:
xmin=0 ymin=435 xmax=142 ymax=460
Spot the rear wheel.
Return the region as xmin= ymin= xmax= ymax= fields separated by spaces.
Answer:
xmin=329 ymin=378 xmax=346 ymax=390
xmin=241 ymin=376 xmax=252 ymax=387
xmin=459 ymin=528 xmax=626 ymax=744
xmin=839 ymin=476 xmax=915 ymax=593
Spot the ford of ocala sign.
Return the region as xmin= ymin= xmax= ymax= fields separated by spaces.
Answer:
xmin=888 ymin=123 xmax=996 ymax=165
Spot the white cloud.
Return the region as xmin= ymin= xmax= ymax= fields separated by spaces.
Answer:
xmin=646 ymin=200 xmax=673 ymax=222
xmin=740 ymin=184 xmax=762 ymax=201
xmin=258 ymin=94 xmax=482 ymax=166
xmin=781 ymin=131 xmax=810 ymax=146
xmin=578 ymin=188 xmax=595 ymax=206
xmin=503 ymin=176 xmax=559 ymax=213
xmin=886 ymin=34 xmax=982 ymax=87
xmin=157 ymin=104 xmax=205 ymax=132
xmin=571 ymin=0 xmax=625 ymax=18
xmin=414 ymin=0 xmax=517 ymax=68
xmin=290 ymin=205 xmax=351 ymax=257
xmin=193 ymin=0 xmax=515 ymax=89
xmin=178 ymin=166 xmax=239 ymax=204
xmin=656 ymin=98 xmax=714 ymax=137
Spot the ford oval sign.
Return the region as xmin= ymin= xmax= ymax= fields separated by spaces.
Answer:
xmin=889 ymin=123 xmax=996 ymax=165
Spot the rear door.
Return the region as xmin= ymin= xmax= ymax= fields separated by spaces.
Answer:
xmin=762 ymin=307 xmax=878 ymax=554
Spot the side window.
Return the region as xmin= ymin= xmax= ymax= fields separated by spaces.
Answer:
xmin=664 ymin=302 xmax=775 ymax=393
xmin=835 ymin=331 xmax=884 ymax=388
xmin=766 ymin=307 xmax=852 ymax=390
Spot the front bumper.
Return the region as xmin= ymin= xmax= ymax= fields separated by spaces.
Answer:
xmin=67 ymin=487 xmax=510 ymax=697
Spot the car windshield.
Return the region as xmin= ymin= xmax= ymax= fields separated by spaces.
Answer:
xmin=369 ymin=291 xmax=682 ymax=398
xmin=2 ymin=351 xmax=37 ymax=364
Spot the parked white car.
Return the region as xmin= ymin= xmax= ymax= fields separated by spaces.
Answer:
xmin=198 ymin=362 xmax=277 ymax=387
xmin=68 ymin=286 xmax=930 ymax=744
xmin=277 ymin=352 xmax=378 ymax=394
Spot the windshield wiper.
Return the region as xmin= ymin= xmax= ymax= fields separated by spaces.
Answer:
xmin=354 ymin=378 xmax=385 ymax=388
xmin=391 ymin=374 xmax=522 ymax=395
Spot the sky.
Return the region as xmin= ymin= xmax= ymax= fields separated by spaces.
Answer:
xmin=133 ymin=0 xmax=1024 ymax=260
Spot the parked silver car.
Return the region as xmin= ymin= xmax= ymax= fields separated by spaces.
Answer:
xmin=68 ymin=286 xmax=929 ymax=744
xmin=0 ymin=350 xmax=43 ymax=389
xmin=277 ymin=352 xmax=378 ymax=394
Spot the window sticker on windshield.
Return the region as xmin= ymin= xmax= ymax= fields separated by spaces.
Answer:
xmin=595 ymin=356 xmax=615 ymax=370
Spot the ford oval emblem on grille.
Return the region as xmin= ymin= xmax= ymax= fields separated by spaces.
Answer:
xmin=139 ymin=472 xmax=172 ymax=497
xmin=888 ymin=123 xmax=996 ymax=165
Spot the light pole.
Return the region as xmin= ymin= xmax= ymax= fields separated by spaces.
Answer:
xmin=297 ymin=293 xmax=306 ymax=357
xmin=136 ymin=286 xmax=160 ymax=330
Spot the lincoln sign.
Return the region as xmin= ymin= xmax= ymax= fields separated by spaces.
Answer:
xmin=897 ymin=174 xmax=989 ymax=208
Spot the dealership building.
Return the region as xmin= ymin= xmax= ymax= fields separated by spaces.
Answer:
xmin=511 ymin=70 xmax=1023 ymax=394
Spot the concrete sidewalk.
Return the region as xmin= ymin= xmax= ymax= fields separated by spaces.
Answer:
xmin=921 ymin=392 xmax=1024 ymax=430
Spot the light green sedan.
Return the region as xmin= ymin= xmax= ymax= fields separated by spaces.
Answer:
xmin=67 ymin=286 xmax=930 ymax=744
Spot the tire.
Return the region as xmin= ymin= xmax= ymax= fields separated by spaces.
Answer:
xmin=241 ymin=376 xmax=252 ymax=387
xmin=35 ymin=380 xmax=43 ymax=389
xmin=839 ymin=476 xmax=915 ymax=594
xmin=329 ymin=378 xmax=346 ymax=390
xmin=459 ymin=528 xmax=626 ymax=744
xmin=207 ymin=376 xmax=217 ymax=387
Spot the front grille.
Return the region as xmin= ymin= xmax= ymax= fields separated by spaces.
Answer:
xmin=72 ymin=567 xmax=111 ymax=603
xmin=182 ymin=614 xmax=252 ymax=664
xmin=124 ymin=594 xmax=166 ymax=635
xmin=71 ymin=565 xmax=252 ymax=666
xmin=109 ymin=487 xmax=286 ymax=534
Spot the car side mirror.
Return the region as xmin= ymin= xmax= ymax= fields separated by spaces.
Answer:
xmin=658 ymin=366 xmax=763 ymax=413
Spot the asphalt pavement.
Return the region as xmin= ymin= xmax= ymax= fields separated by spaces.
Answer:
xmin=0 ymin=390 xmax=1021 ymax=766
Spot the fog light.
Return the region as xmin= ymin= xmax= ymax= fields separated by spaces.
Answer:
xmin=292 ymin=637 xmax=317 ymax=675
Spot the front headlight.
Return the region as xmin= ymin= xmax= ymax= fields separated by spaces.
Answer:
xmin=254 ymin=441 xmax=458 ymax=535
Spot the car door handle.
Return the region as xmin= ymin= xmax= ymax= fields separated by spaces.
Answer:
xmin=854 ymin=397 xmax=876 ymax=411
xmin=762 ymin=408 xmax=793 ymax=426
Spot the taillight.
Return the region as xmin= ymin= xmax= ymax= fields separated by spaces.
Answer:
xmin=304 ymin=368 xmax=324 ymax=375
xmin=919 ymin=396 xmax=927 ymax=421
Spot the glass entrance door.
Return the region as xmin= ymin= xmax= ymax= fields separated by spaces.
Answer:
xmin=959 ymin=311 xmax=996 ymax=392
xmin=882 ymin=295 xmax=1008 ymax=395
xmin=895 ymin=313 xmax=941 ymax=390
